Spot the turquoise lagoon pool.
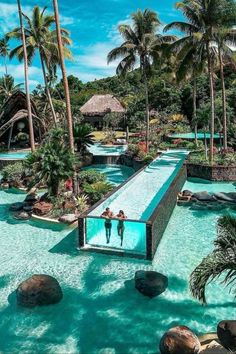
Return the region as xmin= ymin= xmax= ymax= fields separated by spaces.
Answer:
xmin=168 ymin=132 xmax=220 ymax=140
xmin=0 ymin=179 xmax=236 ymax=353
xmin=82 ymin=164 xmax=134 ymax=186
xmin=88 ymin=144 xmax=127 ymax=156
xmin=0 ymin=152 xmax=28 ymax=160
xmin=0 ymin=144 xmax=126 ymax=161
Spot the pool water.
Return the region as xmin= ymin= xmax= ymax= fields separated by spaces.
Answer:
xmin=168 ymin=132 xmax=220 ymax=140
xmin=0 ymin=152 xmax=28 ymax=160
xmin=0 ymin=179 xmax=236 ymax=353
xmin=88 ymin=144 xmax=127 ymax=156
xmin=82 ymin=164 xmax=134 ymax=186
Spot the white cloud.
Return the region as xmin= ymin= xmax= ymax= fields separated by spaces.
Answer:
xmin=77 ymin=43 xmax=118 ymax=70
xmin=0 ymin=63 xmax=42 ymax=87
xmin=0 ymin=2 xmax=75 ymax=35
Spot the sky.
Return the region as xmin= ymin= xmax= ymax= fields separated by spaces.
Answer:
xmin=0 ymin=0 xmax=182 ymax=88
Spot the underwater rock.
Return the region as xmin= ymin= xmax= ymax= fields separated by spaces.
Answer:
xmin=59 ymin=214 xmax=77 ymax=224
xmin=9 ymin=202 xmax=24 ymax=212
xmin=16 ymin=274 xmax=63 ymax=307
xmin=14 ymin=211 xmax=30 ymax=220
xmin=135 ymin=270 xmax=168 ymax=298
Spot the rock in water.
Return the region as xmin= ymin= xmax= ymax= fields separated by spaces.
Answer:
xmin=217 ymin=320 xmax=236 ymax=351
xmin=16 ymin=274 xmax=63 ymax=307
xmin=159 ymin=326 xmax=201 ymax=354
xmin=14 ymin=211 xmax=30 ymax=220
xmin=9 ymin=202 xmax=24 ymax=212
xmin=59 ymin=214 xmax=77 ymax=224
xmin=135 ymin=270 xmax=168 ymax=298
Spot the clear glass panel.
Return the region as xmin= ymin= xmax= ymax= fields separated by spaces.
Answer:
xmin=85 ymin=217 xmax=146 ymax=255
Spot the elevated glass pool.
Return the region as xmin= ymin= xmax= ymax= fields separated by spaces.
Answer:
xmin=0 ymin=180 xmax=235 ymax=353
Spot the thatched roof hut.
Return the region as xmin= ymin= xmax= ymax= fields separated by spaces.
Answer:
xmin=0 ymin=91 xmax=44 ymax=147
xmin=80 ymin=94 xmax=126 ymax=128
xmin=80 ymin=94 xmax=126 ymax=116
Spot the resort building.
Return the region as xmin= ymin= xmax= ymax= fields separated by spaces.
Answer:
xmin=80 ymin=94 xmax=126 ymax=129
xmin=0 ymin=91 xmax=43 ymax=149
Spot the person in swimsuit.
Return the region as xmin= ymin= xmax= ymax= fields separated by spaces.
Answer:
xmin=116 ymin=210 xmax=127 ymax=246
xmin=101 ymin=207 xmax=114 ymax=244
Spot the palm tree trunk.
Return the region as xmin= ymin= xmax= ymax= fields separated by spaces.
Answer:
xmin=219 ymin=47 xmax=227 ymax=150
xmin=193 ymin=78 xmax=198 ymax=145
xmin=17 ymin=0 xmax=35 ymax=152
xmin=141 ymin=60 xmax=150 ymax=153
xmin=207 ymin=43 xmax=215 ymax=164
xmin=53 ymin=0 xmax=74 ymax=153
xmin=4 ymin=56 xmax=8 ymax=76
xmin=39 ymin=51 xmax=57 ymax=127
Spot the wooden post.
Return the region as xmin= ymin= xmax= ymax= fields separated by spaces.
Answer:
xmin=7 ymin=124 xmax=14 ymax=150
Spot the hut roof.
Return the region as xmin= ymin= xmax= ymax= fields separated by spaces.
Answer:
xmin=0 ymin=91 xmax=38 ymax=127
xmin=0 ymin=91 xmax=43 ymax=141
xmin=80 ymin=94 xmax=126 ymax=117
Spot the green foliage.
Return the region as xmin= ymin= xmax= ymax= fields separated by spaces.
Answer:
xmin=76 ymin=194 xmax=89 ymax=214
xmin=78 ymin=170 xmax=106 ymax=186
xmin=189 ymin=150 xmax=236 ymax=166
xmin=25 ymin=128 xmax=78 ymax=196
xmin=83 ymin=181 xmax=113 ymax=203
xmin=190 ymin=214 xmax=236 ymax=304
xmin=73 ymin=123 xmax=95 ymax=153
xmin=1 ymin=162 xmax=24 ymax=180
xmin=101 ymin=129 xmax=116 ymax=144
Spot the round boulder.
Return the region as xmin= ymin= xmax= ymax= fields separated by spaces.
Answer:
xmin=217 ymin=320 xmax=236 ymax=351
xmin=14 ymin=211 xmax=30 ymax=221
xmin=16 ymin=274 xmax=63 ymax=307
xmin=9 ymin=202 xmax=24 ymax=212
xmin=135 ymin=270 xmax=168 ymax=298
xmin=159 ymin=326 xmax=201 ymax=354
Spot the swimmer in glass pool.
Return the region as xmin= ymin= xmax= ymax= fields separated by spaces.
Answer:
xmin=101 ymin=207 xmax=114 ymax=244
xmin=116 ymin=210 xmax=127 ymax=246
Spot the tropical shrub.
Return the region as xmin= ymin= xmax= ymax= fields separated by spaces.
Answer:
xmin=25 ymin=128 xmax=79 ymax=197
xmin=83 ymin=181 xmax=113 ymax=203
xmin=74 ymin=123 xmax=95 ymax=153
xmin=1 ymin=162 xmax=24 ymax=181
xmin=76 ymin=194 xmax=89 ymax=213
xmin=78 ymin=170 xmax=106 ymax=186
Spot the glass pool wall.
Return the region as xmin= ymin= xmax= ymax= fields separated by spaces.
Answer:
xmin=85 ymin=217 xmax=147 ymax=256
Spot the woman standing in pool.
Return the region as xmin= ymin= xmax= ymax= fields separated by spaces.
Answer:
xmin=116 ymin=210 xmax=127 ymax=246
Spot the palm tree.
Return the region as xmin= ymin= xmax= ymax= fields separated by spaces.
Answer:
xmin=16 ymin=0 xmax=35 ymax=152
xmin=0 ymin=74 xmax=22 ymax=101
xmin=164 ymin=0 xmax=235 ymax=164
xmin=190 ymin=214 xmax=236 ymax=304
xmin=107 ymin=9 xmax=173 ymax=152
xmin=215 ymin=27 xmax=236 ymax=150
xmin=52 ymin=0 xmax=74 ymax=153
xmin=7 ymin=6 xmax=72 ymax=126
xmin=163 ymin=26 xmax=206 ymax=145
xmin=74 ymin=124 xmax=95 ymax=153
xmin=0 ymin=37 xmax=9 ymax=75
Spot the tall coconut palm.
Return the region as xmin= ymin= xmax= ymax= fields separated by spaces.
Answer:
xmin=0 ymin=37 xmax=9 ymax=75
xmin=7 ymin=6 xmax=72 ymax=126
xmin=190 ymin=214 xmax=236 ymax=304
xmin=164 ymin=0 xmax=235 ymax=164
xmin=16 ymin=0 xmax=35 ymax=152
xmin=52 ymin=0 xmax=74 ymax=153
xmin=163 ymin=27 xmax=206 ymax=145
xmin=107 ymin=9 xmax=174 ymax=152
xmin=215 ymin=27 xmax=236 ymax=150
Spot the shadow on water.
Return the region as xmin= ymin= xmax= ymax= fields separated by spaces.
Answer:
xmin=49 ymin=229 xmax=78 ymax=257
xmin=0 ymin=258 xmax=231 ymax=354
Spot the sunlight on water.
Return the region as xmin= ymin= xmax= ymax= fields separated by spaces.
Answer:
xmin=0 ymin=178 xmax=236 ymax=353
